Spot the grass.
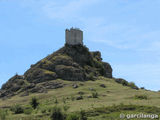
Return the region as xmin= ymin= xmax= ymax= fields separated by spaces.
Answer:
xmin=91 ymin=105 xmax=159 ymax=120
xmin=43 ymin=69 xmax=56 ymax=75
xmin=134 ymin=94 xmax=148 ymax=100
xmin=0 ymin=77 xmax=160 ymax=120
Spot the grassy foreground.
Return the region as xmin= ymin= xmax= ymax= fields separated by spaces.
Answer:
xmin=0 ymin=77 xmax=160 ymax=120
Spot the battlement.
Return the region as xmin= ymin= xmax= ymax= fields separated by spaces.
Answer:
xmin=65 ymin=28 xmax=83 ymax=45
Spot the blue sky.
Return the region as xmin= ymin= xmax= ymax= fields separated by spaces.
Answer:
xmin=0 ymin=0 xmax=160 ymax=91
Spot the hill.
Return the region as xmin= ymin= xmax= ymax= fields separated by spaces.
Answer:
xmin=0 ymin=44 xmax=112 ymax=99
xmin=0 ymin=77 xmax=160 ymax=120
xmin=0 ymin=28 xmax=160 ymax=120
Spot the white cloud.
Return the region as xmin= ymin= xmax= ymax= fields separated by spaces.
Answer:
xmin=11 ymin=0 xmax=160 ymax=53
xmin=42 ymin=0 xmax=99 ymax=20
xmin=18 ymin=0 xmax=160 ymax=52
xmin=88 ymin=23 xmax=160 ymax=52
xmin=83 ymin=23 xmax=136 ymax=49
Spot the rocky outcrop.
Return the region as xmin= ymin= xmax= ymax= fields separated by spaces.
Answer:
xmin=102 ymin=62 xmax=112 ymax=78
xmin=0 ymin=44 xmax=112 ymax=98
xmin=24 ymin=44 xmax=112 ymax=82
xmin=0 ymin=75 xmax=64 ymax=98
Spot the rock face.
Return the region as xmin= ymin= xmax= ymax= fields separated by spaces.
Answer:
xmin=0 ymin=44 xmax=112 ymax=98
xmin=24 ymin=44 xmax=112 ymax=82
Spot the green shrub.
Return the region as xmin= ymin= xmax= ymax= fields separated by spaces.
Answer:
xmin=92 ymin=92 xmax=98 ymax=98
xmin=50 ymin=106 xmax=65 ymax=120
xmin=141 ymin=87 xmax=145 ymax=89
xmin=93 ymin=60 xmax=105 ymax=75
xmin=88 ymin=72 xmax=94 ymax=80
xmin=76 ymin=96 xmax=83 ymax=100
xmin=71 ymin=95 xmax=75 ymax=101
xmin=41 ymin=109 xmax=47 ymax=114
xmin=66 ymin=113 xmax=80 ymax=120
xmin=115 ymin=79 xmax=139 ymax=90
xmin=30 ymin=97 xmax=39 ymax=109
xmin=62 ymin=97 xmax=66 ymax=104
xmin=121 ymin=80 xmax=128 ymax=86
xmin=79 ymin=110 xmax=87 ymax=120
xmin=63 ymin=105 xmax=70 ymax=112
xmin=24 ymin=107 xmax=33 ymax=115
xmin=48 ymin=107 xmax=52 ymax=113
xmin=78 ymin=91 xmax=85 ymax=95
xmin=54 ymin=98 xmax=58 ymax=104
xmin=115 ymin=78 xmax=128 ymax=86
xmin=128 ymin=82 xmax=139 ymax=90
xmin=134 ymin=94 xmax=148 ymax=100
xmin=66 ymin=110 xmax=87 ymax=120
xmin=0 ymin=109 xmax=7 ymax=120
xmin=11 ymin=104 xmax=24 ymax=114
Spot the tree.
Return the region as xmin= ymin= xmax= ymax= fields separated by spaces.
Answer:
xmin=30 ymin=97 xmax=39 ymax=109
xmin=50 ymin=106 xmax=64 ymax=120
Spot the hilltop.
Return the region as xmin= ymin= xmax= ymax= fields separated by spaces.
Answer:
xmin=0 ymin=44 xmax=112 ymax=98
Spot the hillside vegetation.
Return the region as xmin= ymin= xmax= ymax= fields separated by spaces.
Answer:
xmin=0 ymin=77 xmax=160 ymax=120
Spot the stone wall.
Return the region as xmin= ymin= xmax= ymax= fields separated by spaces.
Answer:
xmin=65 ymin=28 xmax=83 ymax=45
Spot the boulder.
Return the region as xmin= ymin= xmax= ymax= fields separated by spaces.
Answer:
xmin=55 ymin=65 xmax=86 ymax=81
xmin=100 ymin=84 xmax=106 ymax=88
xmin=76 ymin=96 xmax=83 ymax=100
xmin=73 ymin=84 xmax=79 ymax=89
xmin=102 ymin=62 xmax=112 ymax=78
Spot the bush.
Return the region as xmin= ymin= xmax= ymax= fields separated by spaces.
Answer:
xmin=92 ymin=92 xmax=98 ymax=98
xmin=78 ymin=91 xmax=85 ymax=95
xmin=121 ymin=80 xmax=128 ymax=86
xmin=115 ymin=78 xmax=139 ymax=90
xmin=41 ymin=108 xmax=47 ymax=114
xmin=94 ymin=60 xmax=106 ymax=76
xmin=128 ymin=82 xmax=139 ymax=90
xmin=134 ymin=94 xmax=148 ymax=100
xmin=62 ymin=97 xmax=66 ymax=104
xmin=24 ymin=107 xmax=33 ymax=115
xmin=54 ymin=98 xmax=58 ymax=104
xmin=141 ymin=87 xmax=145 ymax=89
xmin=63 ymin=105 xmax=70 ymax=112
xmin=0 ymin=109 xmax=7 ymax=120
xmin=66 ymin=113 xmax=80 ymax=120
xmin=30 ymin=97 xmax=39 ymax=109
xmin=71 ymin=95 xmax=75 ymax=101
xmin=50 ymin=106 xmax=65 ymax=120
xmin=79 ymin=110 xmax=87 ymax=120
xmin=76 ymin=96 xmax=83 ymax=100
xmin=66 ymin=110 xmax=87 ymax=120
xmin=11 ymin=104 xmax=24 ymax=114
xmin=88 ymin=72 xmax=94 ymax=80
xmin=115 ymin=78 xmax=128 ymax=86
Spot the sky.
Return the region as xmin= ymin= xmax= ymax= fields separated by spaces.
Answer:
xmin=0 ymin=0 xmax=160 ymax=91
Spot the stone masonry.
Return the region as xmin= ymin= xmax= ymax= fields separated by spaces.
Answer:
xmin=65 ymin=28 xmax=83 ymax=45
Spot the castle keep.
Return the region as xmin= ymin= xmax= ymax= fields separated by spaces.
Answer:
xmin=65 ymin=28 xmax=83 ymax=45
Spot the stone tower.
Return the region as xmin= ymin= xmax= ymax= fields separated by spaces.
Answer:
xmin=65 ymin=28 xmax=83 ymax=45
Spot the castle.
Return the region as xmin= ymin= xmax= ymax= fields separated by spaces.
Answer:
xmin=65 ymin=28 xmax=83 ymax=45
